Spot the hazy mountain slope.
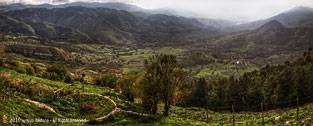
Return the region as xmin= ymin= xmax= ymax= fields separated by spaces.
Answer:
xmin=196 ymin=18 xmax=236 ymax=30
xmin=215 ymin=20 xmax=313 ymax=54
xmin=0 ymin=2 xmax=226 ymax=31
xmin=0 ymin=2 xmax=145 ymax=12
xmin=271 ymin=6 xmax=313 ymax=27
xmin=0 ymin=3 xmax=27 ymax=13
xmin=26 ymin=21 xmax=95 ymax=43
xmin=254 ymin=20 xmax=285 ymax=34
xmin=135 ymin=14 xmax=216 ymax=46
xmin=232 ymin=6 xmax=313 ymax=32
xmin=131 ymin=11 xmax=152 ymax=18
xmin=145 ymin=14 xmax=205 ymax=32
xmin=297 ymin=19 xmax=313 ymax=28
xmin=54 ymin=2 xmax=145 ymax=12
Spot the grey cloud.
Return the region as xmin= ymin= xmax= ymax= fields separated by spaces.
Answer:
xmin=134 ymin=0 xmax=313 ymax=21
xmin=51 ymin=0 xmax=69 ymax=3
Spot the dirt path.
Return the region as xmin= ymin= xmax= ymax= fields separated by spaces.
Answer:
xmin=22 ymin=98 xmax=58 ymax=114
xmin=70 ymin=92 xmax=150 ymax=122
xmin=23 ymin=91 xmax=150 ymax=123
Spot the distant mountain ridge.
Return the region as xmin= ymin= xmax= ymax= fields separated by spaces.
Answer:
xmin=0 ymin=2 xmax=146 ymax=12
xmin=1 ymin=2 xmax=313 ymax=52
xmin=231 ymin=6 xmax=313 ymax=32
xmin=0 ymin=14 xmax=94 ymax=43
xmin=0 ymin=14 xmax=35 ymax=36
xmin=2 ymin=6 xmax=212 ymax=45
xmin=255 ymin=20 xmax=285 ymax=34
xmin=3 ymin=6 xmax=144 ymax=44
xmin=215 ymin=20 xmax=313 ymax=54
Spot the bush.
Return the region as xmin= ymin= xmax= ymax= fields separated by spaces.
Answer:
xmin=6 ymin=60 xmax=20 ymax=67
xmin=16 ymin=66 xmax=26 ymax=74
xmin=11 ymin=80 xmax=52 ymax=96
xmin=41 ymin=71 xmax=49 ymax=78
xmin=45 ymin=64 xmax=70 ymax=81
xmin=25 ymin=65 xmax=35 ymax=76
xmin=64 ymin=73 xmax=74 ymax=83
xmin=0 ymin=73 xmax=12 ymax=100
xmin=49 ymin=72 xmax=59 ymax=81
xmin=117 ymin=74 xmax=137 ymax=101
xmin=0 ymin=58 xmax=4 ymax=67
xmin=80 ymin=72 xmax=86 ymax=83
xmin=31 ymin=63 xmax=40 ymax=73
xmin=95 ymin=73 xmax=117 ymax=88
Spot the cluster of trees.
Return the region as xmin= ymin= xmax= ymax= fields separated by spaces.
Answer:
xmin=95 ymin=55 xmax=187 ymax=116
xmin=95 ymin=73 xmax=118 ymax=88
xmin=116 ymin=74 xmax=137 ymax=102
xmin=0 ymin=72 xmax=11 ymax=101
xmin=187 ymin=50 xmax=313 ymax=111
xmin=137 ymin=55 xmax=186 ymax=116
xmin=3 ymin=50 xmax=313 ymax=115
xmin=1 ymin=58 xmax=39 ymax=76
xmin=0 ymin=58 xmax=76 ymax=83
xmin=96 ymin=52 xmax=313 ymax=115
xmin=42 ymin=64 xmax=74 ymax=83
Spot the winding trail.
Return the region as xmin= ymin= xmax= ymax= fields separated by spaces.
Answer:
xmin=22 ymin=98 xmax=58 ymax=114
xmin=70 ymin=92 xmax=150 ymax=122
xmin=23 ymin=91 xmax=150 ymax=123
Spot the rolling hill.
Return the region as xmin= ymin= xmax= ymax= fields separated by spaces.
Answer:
xmin=3 ymin=6 xmax=144 ymax=44
xmin=0 ymin=14 xmax=35 ymax=36
xmin=0 ymin=2 xmax=146 ymax=13
xmin=231 ymin=6 xmax=313 ymax=32
xmin=0 ymin=14 xmax=94 ymax=44
xmin=2 ymin=6 xmax=213 ymax=45
xmin=215 ymin=20 xmax=313 ymax=54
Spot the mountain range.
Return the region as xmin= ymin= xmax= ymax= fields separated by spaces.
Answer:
xmin=1 ymin=5 xmax=211 ymax=45
xmin=0 ymin=2 xmax=237 ymax=30
xmin=215 ymin=20 xmax=313 ymax=55
xmin=1 ymin=2 xmax=313 ymax=55
xmin=231 ymin=6 xmax=313 ymax=32
xmin=0 ymin=2 xmax=145 ymax=12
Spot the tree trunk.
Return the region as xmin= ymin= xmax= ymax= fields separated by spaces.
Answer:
xmin=164 ymin=101 xmax=169 ymax=116
xmin=130 ymin=96 xmax=134 ymax=102
xmin=152 ymin=100 xmax=158 ymax=114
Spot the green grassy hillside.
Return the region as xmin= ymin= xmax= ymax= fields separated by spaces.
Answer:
xmin=1 ymin=67 xmax=313 ymax=125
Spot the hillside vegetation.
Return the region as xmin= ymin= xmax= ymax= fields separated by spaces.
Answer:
xmin=1 ymin=3 xmax=313 ymax=126
xmin=1 ymin=50 xmax=313 ymax=125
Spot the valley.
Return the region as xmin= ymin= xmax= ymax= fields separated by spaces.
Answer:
xmin=0 ymin=1 xmax=313 ymax=125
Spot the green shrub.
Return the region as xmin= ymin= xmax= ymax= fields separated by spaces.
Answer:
xmin=117 ymin=74 xmax=137 ymax=101
xmin=0 ymin=58 xmax=4 ymax=67
xmin=16 ymin=66 xmax=26 ymax=74
xmin=25 ymin=65 xmax=35 ymax=76
xmin=64 ymin=73 xmax=74 ymax=83
xmin=45 ymin=64 xmax=70 ymax=81
xmin=95 ymin=73 xmax=117 ymax=88
xmin=49 ymin=72 xmax=59 ymax=81
xmin=6 ymin=60 xmax=20 ymax=68
xmin=31 ymin=63 xmax=40 ymax=73
xmin=0 ymin=73 xmax=12 ymax=100
xmin=80 ymin=72 xmax=86 ymax=83
xmin=41 ymin=71 xmax=49 ymax=78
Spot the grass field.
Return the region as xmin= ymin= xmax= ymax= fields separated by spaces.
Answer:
xmin=1 ymin=67 xmax=313 ymax=125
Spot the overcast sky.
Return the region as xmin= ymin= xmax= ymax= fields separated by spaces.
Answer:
xmin=1 ymin=0 xmax=313 ymax=22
